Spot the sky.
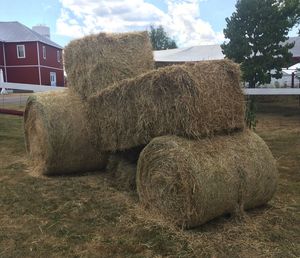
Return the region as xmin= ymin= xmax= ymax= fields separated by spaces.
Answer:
xmin=0 ymin=0 xmax=299 ymax=48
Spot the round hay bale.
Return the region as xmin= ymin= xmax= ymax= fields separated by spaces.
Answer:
xmin=24 ymin=89 xmax=108 ymax=176
xmin=88 ymin=59 xmax=245 ymax=152
xmin=64 ymin=31 xmax=154 ymax=99
xmin=136 ymin=131 xmax=278 ymax=228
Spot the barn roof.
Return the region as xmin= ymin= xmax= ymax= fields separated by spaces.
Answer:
xmin=154 ymin=37 xmax=300 ymax=62
xmin=0 ymin=21 xmax=62 ymax=49
xmin=282 ymin=62 xmax=300 ymax=75
xmin=154 ymin=44 xmax=224 ymax=62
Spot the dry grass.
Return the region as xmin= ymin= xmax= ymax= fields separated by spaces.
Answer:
xmin=64 ymin=31 xmax=154 ymax=99
xmin=0 ymin=99 xmax=299 ymax=257
xmin=88 ymin=60 xmax=245 ymax=152
xmin=137 ymin=131 xmax=278 ymax=229
xmin=24 ymin=90 xmax=108 ymax=176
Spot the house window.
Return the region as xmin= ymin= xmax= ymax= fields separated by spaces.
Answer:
xmin=17 ymin=45 xmax=25 ymax=58
xmin=43 ymin=46 xmax=46 ymax=59
xmin=57 ymin=50 xmax=60 ymax=63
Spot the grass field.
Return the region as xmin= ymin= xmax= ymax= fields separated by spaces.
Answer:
xmin=0 ymin=100 xmax=299 ymax=257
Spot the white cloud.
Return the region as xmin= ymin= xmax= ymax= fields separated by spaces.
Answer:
xmin=163 ymin=0 xmax=224 ymax=46
xmin=56 ymin=0 xmax=224 ymax=47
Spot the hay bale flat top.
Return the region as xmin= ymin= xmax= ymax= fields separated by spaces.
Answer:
xmin=64 ymin=31 xmax=154 ymax=99
xmin=88 ymin=59 xmax=245 ymax=152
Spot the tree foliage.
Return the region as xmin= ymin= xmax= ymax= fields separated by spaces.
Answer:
xmin=222 ymin=0 xmax=300 ymax=88
xmin=148 ymin=25 xmax=177 ymax=50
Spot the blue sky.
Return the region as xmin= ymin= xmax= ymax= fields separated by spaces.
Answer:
xmin=0 ymin=0 xmax=298 ymax=48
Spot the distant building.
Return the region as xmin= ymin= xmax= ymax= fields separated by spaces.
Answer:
xmin=0 ymin=21 xmax=64 ymax=86
xmin=154 ymin=37 xmax=300 ymax=67
xmin=285 ymin=37 xmax=300 ymax=64
xmin=154 ymin=44 xmax=224 ymax=67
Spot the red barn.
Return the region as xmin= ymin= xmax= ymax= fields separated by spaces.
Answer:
xmin=0 ymin=21 xmax=64 ymax=86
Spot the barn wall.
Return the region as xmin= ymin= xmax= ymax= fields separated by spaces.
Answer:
xmin=5 ymin=42 xmax=38 ymax=66
xmin=2 ymin=41 xmax=64 ymax=86
xmin=292 ymin=56 xmax=300 ymax=65
xmin=38 ymin=42 xmax=63 ymax=69
xmin=0 ymin=42 xmax=4 ymax=66
xmin=0 ymin=42 xmax=7 ymax=81
xmin=40 ymin=67 xmax=64 ymax=86
xmin=6 ymin=66 xmax=40 ymax=84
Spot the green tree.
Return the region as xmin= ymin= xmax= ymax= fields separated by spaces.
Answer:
xmin=222 ymin=0 xmax=300 ymax=88
xmin=148 ymin=25 xmax=177 ymax=50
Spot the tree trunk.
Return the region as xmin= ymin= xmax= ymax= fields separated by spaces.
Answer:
xmin=249 ymin=79 xmax=256 ymax=88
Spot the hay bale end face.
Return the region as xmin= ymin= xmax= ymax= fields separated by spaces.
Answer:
xmin=136 ymin=131 xmax=278 ymax=229
xmin=24 ymin=90 xmax=108 ymax=176
xmin=64 ymin=31 xmax=154 ymax=99
xmin=88 ymin=59 xmax=245 ymax=152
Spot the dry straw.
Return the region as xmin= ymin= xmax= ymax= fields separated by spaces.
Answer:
xmin=106 ymin=146 xmax=144 ymax=191
xmin=106 ymin=154 xmax=137 ymax=191
xmin=64 ymin=31 xmax=154 ymax=99
xmin=24 ymin=89 xmax=108 ymax=176
xmin=136 ymin=130 xmax=278 ymax=229
xmin=88 ymin=59 xmax=245 ymax=152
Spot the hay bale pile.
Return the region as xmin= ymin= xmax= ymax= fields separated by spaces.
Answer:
xmin=24 ymin=31 xmax=278 ymax=228
xmin=64 ymin=31 xmax=154 ymax=99
xmin=88 ymin=60 xmax=245 ymax=151
xmin=24 ymin=31 xmax=153 ymax=176
xmin=137 ymin=131 xmax=278 ymax=228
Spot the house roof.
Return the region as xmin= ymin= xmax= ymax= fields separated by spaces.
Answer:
xmin=154 ymin=37 xmax=300 ymax=62
xmin=154 ymin=44 xmax=224 ymax=62
xmin=282 ymin=62 xmax=300 ymax=75
xmin=0 ymin=21 xmax=62 ymax=49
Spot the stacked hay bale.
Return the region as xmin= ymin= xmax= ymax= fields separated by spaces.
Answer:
xmin=24 ymin=31 xmax=154 ymax=176
xmin=64 ymin=31 xmax=154 ymax=99
xmin=85 ymin=55 xmax=277 ymax=228
xmin=24 ymin=90 xmax=108 ymax=176
xmin=137 ymin=131 xmax=278 ymax=228
xmin=87 ymin=60 xmax=245 ymax=151
xmin=24 ymin=31 xmax=278 ymax=229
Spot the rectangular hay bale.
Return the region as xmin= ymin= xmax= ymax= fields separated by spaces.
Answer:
xmin=87 ymin=59 xmax=245 ymax=152
xmin=64 ymin=31 xmax=154 ymax=99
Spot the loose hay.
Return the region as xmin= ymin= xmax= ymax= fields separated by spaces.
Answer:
xmin=24 ymin=89 xmax=108 ymax=176
xmin=88 ymin=59 xmax=245 ymax=151
xmin=106 ymin=155 xmax=137 ymax=192
xmin=136 ymin=130 xmax=278 ymax=229
xmin=106 ymin=146 xmax=144 ymax=191
xmin=64 ymin=31 xmax=154 ymax=99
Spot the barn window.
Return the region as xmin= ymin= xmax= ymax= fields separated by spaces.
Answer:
xmin=17 ymin=45 xmax=25 ymax=58
xmin=43 ymin=46 xmax=46 ymax=59
xmin=57 ymin=50 xmax=60 ymax=62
